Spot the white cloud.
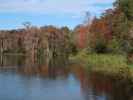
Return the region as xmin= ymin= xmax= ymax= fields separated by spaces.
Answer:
xmin=0 ymin=0 xmax=115 ymax=17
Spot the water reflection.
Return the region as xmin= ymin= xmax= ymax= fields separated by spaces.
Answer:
xmin=80 ymin=72 xmax=133 ymax=100
xmin=0 ymin=54 xmax=133 ymax=100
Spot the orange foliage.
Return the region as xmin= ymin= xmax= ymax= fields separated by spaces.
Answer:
xmin=89 ymin=17 xmax=112 ymax=41
xmin=75 ymin=25 xmax=89 ymax=48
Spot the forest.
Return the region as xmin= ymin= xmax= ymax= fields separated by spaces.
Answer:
xmin=0 ymin=0 xmax=133 ymax=77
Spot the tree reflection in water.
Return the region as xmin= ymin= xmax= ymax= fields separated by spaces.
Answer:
xmin=0 ymin=54 xmax=133 ymax=100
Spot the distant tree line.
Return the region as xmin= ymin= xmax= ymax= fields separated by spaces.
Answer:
xmin=0 ymin=25 xmax=77 ymax=58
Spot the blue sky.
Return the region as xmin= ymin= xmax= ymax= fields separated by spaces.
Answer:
xmin=0 ymin=0 xmax=115 ymax=30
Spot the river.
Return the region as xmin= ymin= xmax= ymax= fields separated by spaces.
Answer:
xmin=0 ymin=55 xmax=133 ymax=100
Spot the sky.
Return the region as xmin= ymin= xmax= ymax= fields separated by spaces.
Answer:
xmin=0 ymin=0 xmax=115 ymax=30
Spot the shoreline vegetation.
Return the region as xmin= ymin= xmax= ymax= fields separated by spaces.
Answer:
xmin=68 ymin=0 xmax=133 ymax=85
xmin=70 ymin=50 xmax=133 ymax=81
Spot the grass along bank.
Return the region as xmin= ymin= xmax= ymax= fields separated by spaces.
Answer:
xmin=70 ymin=50 xmax=133 ymax=80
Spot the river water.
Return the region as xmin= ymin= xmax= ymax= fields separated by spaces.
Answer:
xmin=0 ymin=55 xmax=133 ymax=100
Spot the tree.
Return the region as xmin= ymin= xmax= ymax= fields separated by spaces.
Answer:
xmin=115 ymin=0 xmax=133 ymax=21
xmin=88 ymin=16 xmax=113 ymax=53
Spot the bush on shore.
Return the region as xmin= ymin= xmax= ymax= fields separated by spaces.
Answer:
xmin=70 ymin=50 xmax=133 ymax=80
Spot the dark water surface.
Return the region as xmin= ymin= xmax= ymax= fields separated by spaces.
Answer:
xmin=0 ymin=55 xmax=133 ymax=100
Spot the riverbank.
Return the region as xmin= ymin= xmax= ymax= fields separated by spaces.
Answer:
xmin=70 ymin=50 xmax=133 ymax=81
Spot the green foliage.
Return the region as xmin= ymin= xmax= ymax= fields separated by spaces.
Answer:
xmin=108 ymin=38 xmax=132 ymax=54
xmin=71 ymin=51 xmax=132 ymax=78
xmin=69 ymin=43 xmax=78 ymax=55
xmin=108 ymin=38 xmax=121 ymax=53
xmin=112 ymin=12 xmax=129 ymax=39
xmin=116 ymin=0 xmax=133 ymax=21
xmin=37 ymin=48 xmax=45 ymax=57
xmin=3 ymin=48 xmax=26 ymax=54
xmin=113 ymin=0 xmax=133 ymax=40
xmin=93 ymin=40 xmax=108 ymax=53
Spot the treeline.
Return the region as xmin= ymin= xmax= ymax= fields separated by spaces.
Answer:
xmin=0 ymin=25 xmax=77 ymax=57
xmin=76 ymin=0 xmax=133 ymax=55
xmin=1 ymin=0 xmax=133 ymax=57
